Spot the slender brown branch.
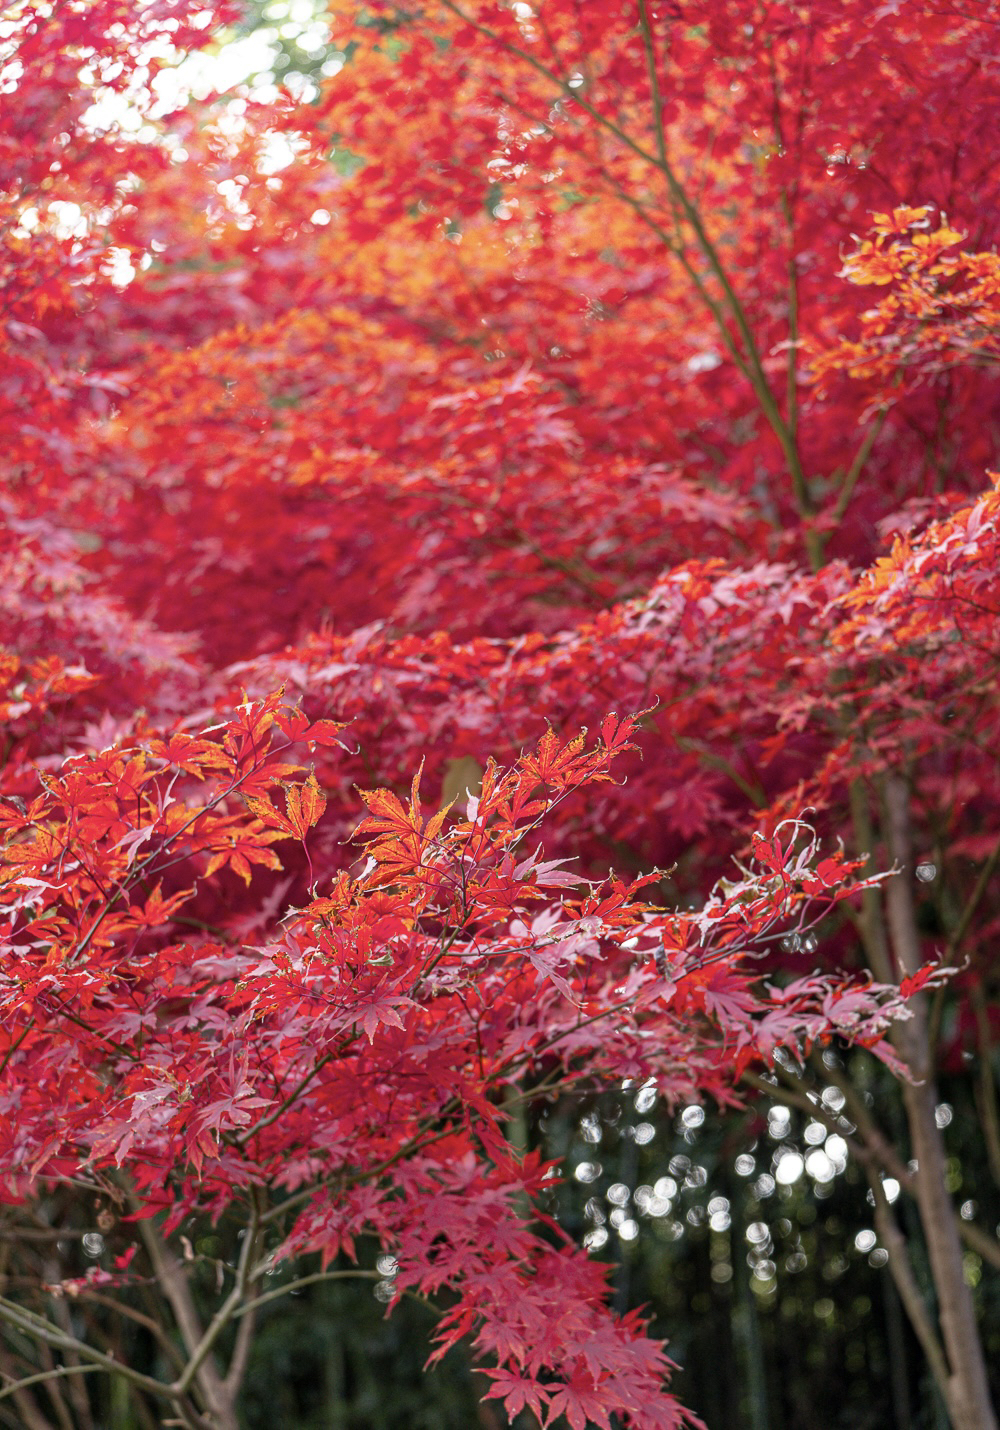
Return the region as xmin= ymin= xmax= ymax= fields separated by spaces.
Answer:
xmin=0 ymin=1364 xmax=100 ymax=1406
xmin=868 ymin=1175 xmax=951 ymax=1396
xmin=848 ymin=779 xmax=894 ymax=983
xmin=134 ymin=1214 xmax=236 ymax=1427
xmin=0 ymin=1297 xmax=180 ymax=1404
xmin=947 ymin=838 xmax=1000 ymax=962
xmin=172 ymin=1200 xmax=261 ymax=1398
xmin=746 ymin=1059 xmax=1000 ymax=1272
xmin=807 ymin=1054 xmax=913 ymax=1186
xmin=971 ymin=981 xmax=1000 ymax=1189
xmin=884 ymin=775 xmax=998 ymax=1430
xmin=80 ymin=1293 xmax=186 ymax=1373
xmin=135 ymin=1220 xmax=205 ymax=1363
xmin=958 ymin=1219 xmax=1000 ymax=1273
xmin=830 ymin=407 xmax=888 ymax=527
xmin=229 ymin=1269 xmax=378 ymax=1320
xmin=221 ymin=1303 xmax=256 ymax=1401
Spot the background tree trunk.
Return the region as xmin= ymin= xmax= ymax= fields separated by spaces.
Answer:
xmin=884 ymin=776 xmax=998 ymax=1430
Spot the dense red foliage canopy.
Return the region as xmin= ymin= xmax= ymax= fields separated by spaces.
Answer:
xmin=2 ymin=0 xmax=999 ymax=1425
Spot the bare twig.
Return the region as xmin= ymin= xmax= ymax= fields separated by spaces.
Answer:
xmin=0 ymin=1364 xmax=100 ymax=1406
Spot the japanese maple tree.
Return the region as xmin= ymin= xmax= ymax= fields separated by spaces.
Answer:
xmin=2 ymin=0 xmax=1000 ymax=1426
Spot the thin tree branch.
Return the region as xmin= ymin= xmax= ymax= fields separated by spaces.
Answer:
xmin=79 ymin=1293 xmax=186 ymax=1373
xmin=830 ymin=406 xmax=888 ymax=527
xmin=868 ymin=1174 xmax=952 ymax=1397
xmin=958 ymin=1219 xmax=1000 ymax=1274
xmin=221 ymin=1304 xmax=255 ymax=1401
xmin=0 ymin=1364 xmax=100 ymax=1405
xmin=0 ymin=1297 xmax=180 ymax=1403
xmin=884 ymin=774 xmax=999 ymax=1430
xmin=745 ymin=1060 xmax=1000 ymax=1272
xmin=947 ymin=838 xmax=1000 ymax=962
xmin=172 ymin=1201 xmax=261 ymax=1398
xmin=971 ymin=981 xmax=1000 ymax=1189
xmin=229 ymin=1269 xmax=378 ymax=1320
xmin=134 ymin=1214 xmax=236 ymax=1428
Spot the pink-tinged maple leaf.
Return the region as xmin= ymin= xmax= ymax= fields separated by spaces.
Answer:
xmin=482 ymin=1369 xmax=550 ymax=1423
xmin=546 ymin=1373 xmax=615 ymax=1430
xmin=699 ymin=976 xmax=757 ymax=1026
xmin=111 ymin=823 xmax=156 ymax=867
xmin=352 ymin=990 xmax=414 ymax=1042
xmin=525 ymin=946 xmax=577 ymax=1001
